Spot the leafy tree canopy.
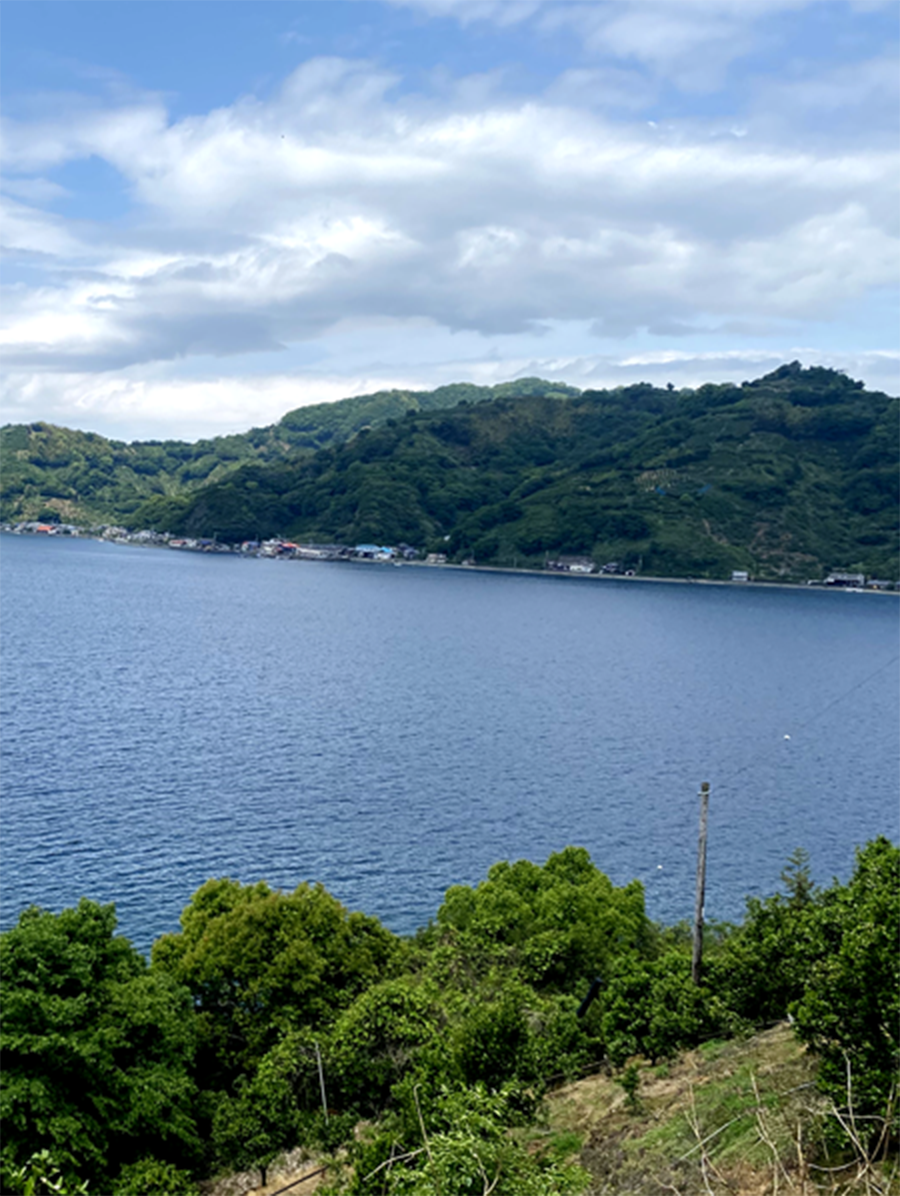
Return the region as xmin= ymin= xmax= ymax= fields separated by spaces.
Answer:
xmin=434 ymin=846 xmax=655 ymax=992
xmin=112 ymin=1157 xmax=200 ymax=1196
xmin=0 ymin=900 xmax=200 ymax=1191
xmin=150 ymin=878 xmax=400 ymax=1087
xmin=790 ymin=837 xmax=899 ymax=1126
xmin=133 ymin=364 xmax=899 ymax=581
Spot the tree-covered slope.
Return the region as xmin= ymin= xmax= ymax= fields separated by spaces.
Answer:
xmin=2 ymin=839 xmax=897 ymax=1194
xmin=0 ymin=378 xmax=577 ymax=525
xmin=134 ymin=364 xmax=899 ymax=582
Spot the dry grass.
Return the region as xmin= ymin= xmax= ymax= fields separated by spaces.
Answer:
xmin=200 ymin=1147 xmax=328 ymax=1196
xmin=544 ymin=1024 xmax=898 ymax=1196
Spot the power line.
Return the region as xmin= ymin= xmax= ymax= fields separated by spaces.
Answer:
xmin=717 ymin=653 xmax=899 ymax=795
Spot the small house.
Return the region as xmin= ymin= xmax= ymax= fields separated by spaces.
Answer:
xmin=546 ymin=556 xmax=596 ymax=574
xmin=824 ymin=571 xmax=865 ymax=587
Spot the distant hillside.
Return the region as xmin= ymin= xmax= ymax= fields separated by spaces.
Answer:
xmin=129 ymin=363 xmax=898 ymax=583
xmin=0 ymin=377 xmax=577 ymax=526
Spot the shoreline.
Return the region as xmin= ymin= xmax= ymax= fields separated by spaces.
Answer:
xmin=2 ymin=527 xmax=896 ymax=595
xmin=401 ymin=558 xmax=898 ymax=595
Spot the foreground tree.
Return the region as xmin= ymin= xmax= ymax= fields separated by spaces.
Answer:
xmin=709 ymin=847 xmax=821 ymax=1026
xmin=2 ymin=1149 xmax=90 ymax=1196
xmin=112 ymin=1157 xmax=200 ymax=1195
xmin=151 ymin=878 xmax=400 ymax=1088
xmin=434 ymin=846 xmax=655 ymax=992
xmin=790 ymin=837 xmax=899 ymax=1141
xmin=0 ymin=900 xmax=200 ymax=1192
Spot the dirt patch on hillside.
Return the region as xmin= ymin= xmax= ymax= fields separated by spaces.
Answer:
xmin=546 ymin=1023 xmax=897 ymax=1195
xmin=200 ymin=1148 xmax=328 ymax=1196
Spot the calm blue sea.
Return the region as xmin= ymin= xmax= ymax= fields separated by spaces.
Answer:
xmin=1 ymin=533 xmax=897 ymax=956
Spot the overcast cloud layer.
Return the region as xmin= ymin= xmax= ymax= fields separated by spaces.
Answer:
xmin=1 ymin=0 xmax=897 ymax=440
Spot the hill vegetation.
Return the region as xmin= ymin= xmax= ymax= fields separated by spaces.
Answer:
xmin=145 ymin=363 xmax=898 ymax=582
xmin=3 ymin=364 xmax=896 ymax=583
xmin=0 ymin=378 xmax=576 ymax=528
xmin=1 ymin=838 xmax=897 ymax=1195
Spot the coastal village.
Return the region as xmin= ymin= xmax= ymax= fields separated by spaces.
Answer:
xmin=3 ymin=520 xmax=896 ymax=590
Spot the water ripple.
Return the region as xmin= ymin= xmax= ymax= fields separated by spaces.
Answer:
xmin=2 ymin=534 xmax=898 ymax=955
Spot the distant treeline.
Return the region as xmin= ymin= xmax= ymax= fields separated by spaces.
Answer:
xmin=0 ymin=378 xmax=576 ymax=527
xmin=2 ymin=363 xmax=898 ymax=581
xmin=1 ymin=838 xmax=897 ymax=1194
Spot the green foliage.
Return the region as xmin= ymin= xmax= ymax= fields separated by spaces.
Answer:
xmin=0 ymin=901 xmax=200 ymax=1191
xmin=211 ymin=1041 xmax=302 ymax=1187
xmin=327 ymin=978 xmax=442 ymax=1113
xmin=618 ymin=1064 xmax=642 ymax=1113
xmin=709 ymin=847 xmax=823 ymax=1029
xmin=600 ymin=953 xmax=728 ymax=1066
xmin=2 ymin=1150 xmax=90 ymax=1196
xmin=207 ymin=1024 xmax=357 ymax=1179
xmin=112 ymin=1157 xmax=200 ymax=1195
xmin=138 ymin=364 xmax=898 ymax=580
xmin=5 ymin=365 xmax=897 ymax=580
xmin=0 ymin=378 xmax=569 ymax=527
xmin=150 ymin=878 xmax=399 ymax=1087
xmin=449 ymin=982 xmax=578 ymax=1089
xmin=3 ymin=839 xmax=897 ymax=1189
xmin=317 ymin=847 xmax=655 ymax=1110
xmin=323 ymin=971 xmax=590 ymax=1121
xmin=779 ymin=845 xmax=815 ymax=907
xmin=790 ymin=837 xmax=900 ymax=1132
xmin=329 ymin=1084 xmax=589 ymax=1196
xmin=434 ymin=846 xmax=655 ymax=992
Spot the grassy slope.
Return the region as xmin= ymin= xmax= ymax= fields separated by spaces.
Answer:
xmin=545 ymin=1023 xmax=896 ymax=1195
xmin=206 ymin=1025 xmax=897 ymax=1195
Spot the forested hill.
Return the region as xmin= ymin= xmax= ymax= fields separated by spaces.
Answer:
xmin=0 ymin=376 xmax=578 ymax=527
xmin=136 ymin=363 xmax=897 ymax=582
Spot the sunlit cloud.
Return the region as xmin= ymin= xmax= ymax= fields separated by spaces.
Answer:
xmin=1 ymin=0 xmax=896 ymax=438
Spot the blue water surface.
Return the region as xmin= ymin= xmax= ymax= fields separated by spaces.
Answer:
xmin=1 ymin=534 xmax=897 ymax=956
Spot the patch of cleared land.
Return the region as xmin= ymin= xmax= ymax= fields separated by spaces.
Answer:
xmin=544 ymin=1023 xmax=897 ymax=1195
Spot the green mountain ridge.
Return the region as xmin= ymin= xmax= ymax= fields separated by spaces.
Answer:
xmin=138 ymin=363 xmax=899 ymax=582
xmin=0 ymin=377 xmax=577 ymax=527
xmin=2 ymin=364 xmax=897 ymax=582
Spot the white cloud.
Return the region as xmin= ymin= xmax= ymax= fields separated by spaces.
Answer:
xmin=1 ymin=1 xmax=896 ymax=438
xmin=389 ymin=0 xmax=820 ymax=82
xmin=0 ymin=368 xmax=423 ymax=442
xmin=0 ymin=196 xmax=87 ymax=258
xmin=0 ymin=98 xmax=168 ymax=174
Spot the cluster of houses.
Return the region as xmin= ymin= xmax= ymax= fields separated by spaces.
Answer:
xmin=546 ymin=557 xmax=635 ymax=576
xmin=4 ymin=521 xmax=87 ymax=537
xmin=0 ymin=522 xmax=427 ymax=563
xmin=3 ymin=522 xmax=897 ymax=589
xmin=736 ymin=569 xmax=894 ymax=589
xmin=817 ymin=571 xmax=896 ymax=591
xmin=235 ymin=539 xmax=421 ymax=563
xmin=3 ymin=522 xmax=177 ymax=547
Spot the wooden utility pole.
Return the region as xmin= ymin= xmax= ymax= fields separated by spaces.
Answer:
xmin=314 ymin=1040 xmax=328 ymax=1122
xmin=692 ymin=782 xmax=710 ymax=986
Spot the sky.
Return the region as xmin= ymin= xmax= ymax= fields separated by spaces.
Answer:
xmin=1 ymin=0 xmax=898 ymax=442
